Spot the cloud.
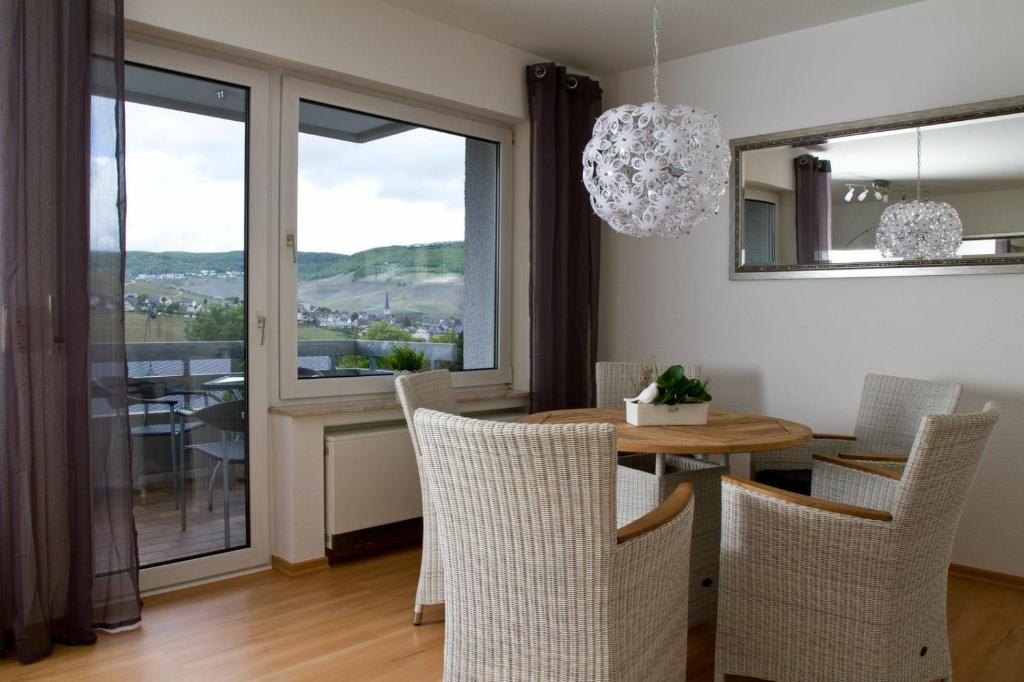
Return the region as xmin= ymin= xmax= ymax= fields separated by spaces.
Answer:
xmin=124 ymin=101 xmax=477 ymax=255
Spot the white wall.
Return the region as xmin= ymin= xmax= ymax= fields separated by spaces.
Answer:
xmin=126 ymin=0 xmax=539 ymax=395
xmin=601 ymin=0 xmax=1024 ymax=575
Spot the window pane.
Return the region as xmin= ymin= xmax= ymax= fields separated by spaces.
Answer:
xmin=124 ymin=64 xmax=250 ymax=567
xmin=295 ymin=99 xmax=498 ymax=379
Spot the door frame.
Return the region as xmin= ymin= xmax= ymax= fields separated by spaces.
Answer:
xmin=125 ymin=39 xmax=272 ymax=592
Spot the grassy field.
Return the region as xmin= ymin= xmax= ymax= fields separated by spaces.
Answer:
xmin=297 ymin=324 xmax=357 ymax=341
xmin=125 ymin=311 xmax=188 ymax=342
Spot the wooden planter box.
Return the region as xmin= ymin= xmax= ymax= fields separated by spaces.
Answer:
xmin=624 ymin=400 xmax=710 ymax=426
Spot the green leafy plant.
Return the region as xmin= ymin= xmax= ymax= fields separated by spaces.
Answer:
xmin=383 ymin=344 xmax=426 ymax=372
xmin=652 ymin=365 xmax=712 ymax=405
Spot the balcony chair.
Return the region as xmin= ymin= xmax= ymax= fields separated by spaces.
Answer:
xmin=182 ymin=399 xmax=246 ymax=549
xmin=95 ymin=378 xmax=212 ymax=529
xmin=415 ymin=409 xmax=694 ymax=682
xmin=596 ymin=360 xmax=728 ymax=625
xmin=395 ymin=369 xmax=460 ymax=626
xmin=750 ymin=373 xmax=962 ymax=495
xmin=714 ymin=403 xmax=999 ymax=682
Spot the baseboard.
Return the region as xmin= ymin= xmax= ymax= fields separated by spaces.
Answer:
xmin=271 ymin=554 xmax=330 ymax=578
xmin=949 ymin=563 xmax=1024 ymax=591
xmin=326 ymin=517 xmax=423 ymax=563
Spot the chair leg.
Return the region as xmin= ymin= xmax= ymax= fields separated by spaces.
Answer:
xmin=412 ymin=604 xmax=423 ymax=626
xmin=208 ymin=460 xmax=222 ymax=510
xmin=223 ymin=457 xmax=230 ymax=548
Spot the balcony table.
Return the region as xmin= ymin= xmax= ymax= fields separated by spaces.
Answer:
xmin=522 ymin=407 xmax=812 ymax=473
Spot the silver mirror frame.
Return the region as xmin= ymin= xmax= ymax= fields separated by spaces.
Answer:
xmin=730 ymin=95 xmax=1024 ymax=280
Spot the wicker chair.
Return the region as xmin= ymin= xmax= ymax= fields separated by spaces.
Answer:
xmin=714 ymin=402 xmax=999 ymax=682
xmin=596 ymin=360 xmax=727 ymax=625
xmin=395 ymin=370 xmax=460 ymax=626
xmin=750 ymin=373 xmax=962 ymax=494
xmin=414 ymin=409 xmax=694 ymax=682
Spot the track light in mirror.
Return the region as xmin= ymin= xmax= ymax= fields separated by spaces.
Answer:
xmin=858 ymin=188 xmax=869 ymax=201
xmin=844 ymin=185 xmax=855 ymax=202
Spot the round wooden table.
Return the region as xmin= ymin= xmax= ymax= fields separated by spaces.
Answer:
xmin=522 ymin=407 xmax=812 ymax=472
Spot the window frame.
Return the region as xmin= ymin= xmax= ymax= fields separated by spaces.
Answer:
xmin=278 ymin=76 xmax=513 ymax=401
xmin=125 ymin=39 xmax=272 ymax=593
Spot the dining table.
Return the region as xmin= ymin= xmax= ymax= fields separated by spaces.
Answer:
xmin=521 ymin=407 xmax=812 ymax=473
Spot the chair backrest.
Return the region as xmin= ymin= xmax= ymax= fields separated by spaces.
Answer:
xmin=594 ymin=361 xmax=703 ymax=408
xmin=414 ymin=409 xmax=618 ymax=679
xmin=188 ymin=400 xmax=245 ymax=435
xmin=891 ymin=403 xmax=998 ymax=562
xmin=395 ymin=369 xmax=458 ymax=457
xmin=852 ymin=373 xmax=962 ymax=453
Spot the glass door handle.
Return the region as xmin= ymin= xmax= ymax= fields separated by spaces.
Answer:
xmin=256 ymin=313 xmax=267 ymax=345
xmin=285 ymin=233 xmax=297 ymax=263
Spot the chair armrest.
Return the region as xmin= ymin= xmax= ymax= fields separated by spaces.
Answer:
xmin=813 ymin=432 xmax=857 ymax=441
xmin=813 ymin=454 xmax=901 ymax=481
xmin=810 ymin=457 xmax=902 ymax=512
xmin=838 ymin=452 xmax=908 ymax=464
xmin=721 ymin=474 xmax=892 ymax=522
xmin=750 ymin=436 xmax=860 ymax=475
xmin=617 ymin=483 xmax=694 ymax=543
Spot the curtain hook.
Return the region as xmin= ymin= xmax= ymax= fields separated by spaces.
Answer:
xmin=533 ymin=65 xmax=547 ymax=78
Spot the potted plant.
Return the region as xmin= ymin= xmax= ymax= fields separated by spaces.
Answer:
xmin=384 ymin=343 xmax=427 ymax=376
xmin=625 ymin=364 xmax=712 ymax=426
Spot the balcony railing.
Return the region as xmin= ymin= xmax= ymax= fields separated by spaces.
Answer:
xmin=119 ymin=339 xmax=459 ymax=383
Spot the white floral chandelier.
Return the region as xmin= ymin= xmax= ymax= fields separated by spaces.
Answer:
xmin=876 ymin=128 xmax=963 ymax=259
xmin=582 ymin=1 xmax=730 ymax=238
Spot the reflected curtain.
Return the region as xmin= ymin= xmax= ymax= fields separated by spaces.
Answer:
xmin=0 ymin=0 xmax=140 ymax=664
xmin=527 ymin=63 xmax=603 ymax=413
xmin=794 ymin=154 xmax=832 ymax=264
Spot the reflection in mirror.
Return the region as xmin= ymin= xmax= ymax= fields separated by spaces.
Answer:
xmin=735 ymin=103 xmax=1024 ymax=274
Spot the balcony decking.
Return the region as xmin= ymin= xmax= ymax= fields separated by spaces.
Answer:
xmin=134 ymin=477 xmax=247 ymax=567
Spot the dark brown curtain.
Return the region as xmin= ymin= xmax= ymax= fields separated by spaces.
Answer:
xmin=0 ymin=0 xmax=140 ymax=664
xmin=527 ymin=63 xmax=602 ymax=413
xmin=794 ymin=154 xmax=832 ymax=264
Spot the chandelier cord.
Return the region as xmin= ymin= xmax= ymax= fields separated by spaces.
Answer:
xmin=652 ymin=0 xmax=661 ymax=103
xmin=916 ymin=127 xmax=922 ymax=201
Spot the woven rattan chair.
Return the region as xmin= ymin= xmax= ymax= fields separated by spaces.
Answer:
xmin=395 ymin=370 xmax=460 ymax=626
xmin=714 ymin=402 xmax=999 ymax=682
xmin=414 ymin=409 xmax=694 ymax=682
xmin=750 ymin=373 xmax=962 ymax=494
xmin=596 ymin=360 xmax=727 ymax=624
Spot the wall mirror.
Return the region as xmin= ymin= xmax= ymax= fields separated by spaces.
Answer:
xmin=730 ymin=96 xmax=1024 ymax=279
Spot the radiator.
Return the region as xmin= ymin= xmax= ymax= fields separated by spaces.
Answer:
xmin=323 ymin=410 xmax=526 ymax=551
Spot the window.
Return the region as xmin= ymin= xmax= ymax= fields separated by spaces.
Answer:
xmin=743 ymin=198 xmax=777 ymax=266
xmin=280 ymin=79 xmax=510 ymax=398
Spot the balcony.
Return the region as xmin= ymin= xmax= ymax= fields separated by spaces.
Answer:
xmin=121 ymin=338 xmax=456 ymax=566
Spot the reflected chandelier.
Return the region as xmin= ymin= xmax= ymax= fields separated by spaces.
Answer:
xmin=875 ymin=128 xmax=962 ymax=259
xmin=582 ymin=0 xmax=730 ymax=238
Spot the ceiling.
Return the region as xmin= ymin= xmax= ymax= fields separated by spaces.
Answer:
xmin=381 ymin=0 xmax=924 ymax=73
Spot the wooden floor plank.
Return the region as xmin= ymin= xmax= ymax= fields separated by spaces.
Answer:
xmin=1 ymin=547 xmax=1021 ymax=681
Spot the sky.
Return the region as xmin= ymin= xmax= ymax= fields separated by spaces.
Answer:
xmin=124 ymin=101 xmax=468 ymax=254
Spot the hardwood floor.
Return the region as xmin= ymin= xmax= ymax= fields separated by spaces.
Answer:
xmin=1 ymin=547 xmax=1022 ymax=681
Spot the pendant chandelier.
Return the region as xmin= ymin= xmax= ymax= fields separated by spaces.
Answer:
xmin=582 ymin=0 xmax=730 ymax=238
xmin=876 ymin=128 xmax=962 ymax=259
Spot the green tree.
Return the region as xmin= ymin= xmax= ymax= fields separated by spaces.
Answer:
xmin=363 ymin=320 xmax=412 ymax=341
xmin=185 ymin=304 xmax=244 ymax=341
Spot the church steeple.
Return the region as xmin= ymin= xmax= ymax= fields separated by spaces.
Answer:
xmin=383 ymin=290 xmax=391 ymax=316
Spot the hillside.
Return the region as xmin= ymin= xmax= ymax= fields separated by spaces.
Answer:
xmin=126 ymin=242 xmax=464 ymax=282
